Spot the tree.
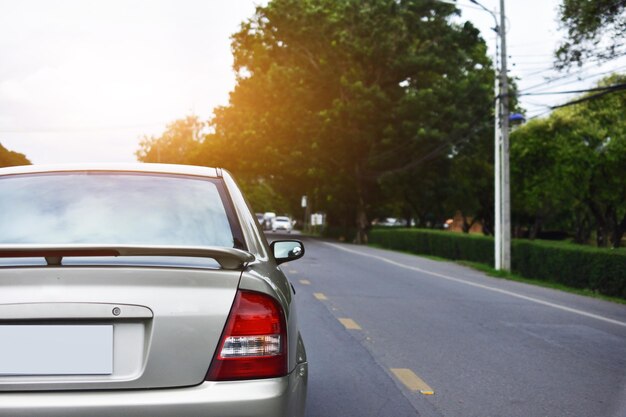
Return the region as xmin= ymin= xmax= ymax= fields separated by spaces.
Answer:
xmin=572 ymin=75 xmax=626 ymax=247
xmin=0 ymin=143 xmax=30 ymax=167
xmin=510 ymin=113 xmax=581 ymax=240
xmin=192 ymin=0 xmax=493 ymax=242
xmin=446 ymin=144 xmax=494 ymax=234
xmin=511 ymin=74 xmax=626 ymax=247
xmin=239 ymin=179 xmax=291 ymax=215
xmin=136 ymin=115 xmax=204 ymax=164
xmin=556 ymin=0 xmax=626 ymax=68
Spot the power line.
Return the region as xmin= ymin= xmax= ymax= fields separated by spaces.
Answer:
xmin=516 ymin=66 xmax=563 ymax=78
xmin=527 ymin=108 xmax=553 ymax=120
xmin=518 ymin=53 xmax=626 ymax=92
xmin=512 ymin=58 xmax=612 ymax=80
xmin=524 ymin=66 xmax=626 ymax=96
xmin=523 ymin=100 xmax=553 ymax=108
xmin=521 ymin=82 xmax=626 ymax=96
xmin=519 ymin=64 xmax=626 ymax=93
xmin=511 ymin=60 xmax=559 ymax=66
xmin=523 ymin=73 xmax=626 ymax=116
xmin=551 ymin=85 xmax=626 ymax=110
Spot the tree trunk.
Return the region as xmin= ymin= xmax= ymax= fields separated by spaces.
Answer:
xmin=529 ymin=215 xmax=542 ymax=240
xmin=461 ymin=212 xmax=471 ymax=233
xmin=595 ymin=206 xmax=622 ymax=248
xmin=461 ymin=212 xmax=479 ymax=234
xmin=355 ymin=198 xmax=368 ymax=244
xmin=403 ymin=192 xmax=415 ymax=228
xmin=573 ymin=211 xmax=591 ymax=244
xmin=610 ymin=213 xmax=626 ymax=248
xmin=586 ymin=199 xmax=609 ymax=247
xmin=482 ymin=208 xmax=494 ymax=236
xmin=596 ymin=227 xmax=609 ymax=247
xmin=405 ymin=213 xmax=412 ymax=228
xmin=354 ymin=169 xmax=369 ymax=245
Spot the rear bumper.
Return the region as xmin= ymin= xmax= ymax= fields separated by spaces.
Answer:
xmin=0 ymin=363 xmax=307 ymax=417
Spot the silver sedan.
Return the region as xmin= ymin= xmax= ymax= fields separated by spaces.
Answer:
xmin=0 ymin=163 xmax=307 ymax=417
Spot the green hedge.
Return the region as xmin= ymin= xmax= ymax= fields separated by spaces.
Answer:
xmin=370 ymin=228 xmax=494 ymax=264
xmin=369 ymin=228 xmax=626 ymax=299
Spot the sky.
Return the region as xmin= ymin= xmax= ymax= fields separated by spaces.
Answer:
xmin=457 ymin=0 xmax=626 ymax=119
xmin=0 ymin=0 xmax=624 ymax=164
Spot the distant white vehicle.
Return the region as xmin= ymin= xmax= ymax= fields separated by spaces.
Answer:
xmin=263 ymin=212 xmax=276 ymax=230
xmin=374 ymin=217 xmax=407 ymax=227
xmin=272 ymin=216 xmax=293 ymax=233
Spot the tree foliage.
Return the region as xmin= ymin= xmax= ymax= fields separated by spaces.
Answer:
xmin=136 ymin=115 xmax=204 ymax=164
xmin=0 ymin=143 xmax=30 ymax=167
xmin=184 ymin=0 xmax=494 ymax=242
xmin=511 ymin=75 xmax=626 ymax=248
xmin=136 ymin=0 xmax=625 ymax=251
xmin=556 ymin=0 xmax=626 ymax=68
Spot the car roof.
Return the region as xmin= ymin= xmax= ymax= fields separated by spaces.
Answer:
xmin=0 ymin=163 xmax=220 ymax=178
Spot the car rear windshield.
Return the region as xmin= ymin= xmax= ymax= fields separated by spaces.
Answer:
xmin=0 ymin=172 xmax=245 ymax=249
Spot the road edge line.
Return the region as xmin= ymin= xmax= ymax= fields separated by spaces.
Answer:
xmin=323 ymin=242 xmax=626 ymax=328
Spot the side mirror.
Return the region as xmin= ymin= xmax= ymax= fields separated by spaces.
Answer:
xmin=271 ymin=240 xmax=305 ymax=265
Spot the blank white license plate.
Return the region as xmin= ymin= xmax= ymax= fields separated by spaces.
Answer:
xmin=0 ymin=325 xmax=113 ymax=375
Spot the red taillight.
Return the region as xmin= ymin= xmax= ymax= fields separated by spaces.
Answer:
xmin=206 ymin=290 xmax=288 ymax=381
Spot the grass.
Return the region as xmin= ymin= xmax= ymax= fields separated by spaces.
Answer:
xmin=457 ymin=260 xmax=626 ymax=305
xmin=368 ymin=243 xmax=626 ymax=305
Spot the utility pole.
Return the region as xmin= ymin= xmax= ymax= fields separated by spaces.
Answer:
xmin=499 ymin=0 xmax=511 ymax=270
xmin=301 ymin=195 xmax=308 ymax=231
xmin=447 ymin=0 xmax=511 ymax=270
xmin=493 ymin=22 xmax=501 ymax=270
xmin=468 ymin=0 xmax=507 ymax=271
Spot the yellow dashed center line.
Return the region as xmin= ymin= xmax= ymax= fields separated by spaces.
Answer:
xmin=338 ymin=318 xmax=362 ymax=330
xmin=299 ymin=279 xmax=311 ymax=285
xmin=313 ymin=292 xmax=328 ymax=301
xmin=390 ymin=368 xmax=435 ymax=395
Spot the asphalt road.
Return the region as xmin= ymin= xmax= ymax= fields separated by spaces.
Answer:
xmin=272 ymin=234 xmax=626 ymax=417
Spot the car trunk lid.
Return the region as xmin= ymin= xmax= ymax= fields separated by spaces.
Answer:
xmin=0 ymin=264 xmax=243 ymax=391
